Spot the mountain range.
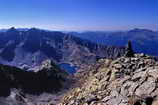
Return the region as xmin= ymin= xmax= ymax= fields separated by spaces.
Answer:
xmin=0 ymin=27 xmax=125 ymax=72
xmin=70 ymin=28 xmax=158 ymax=56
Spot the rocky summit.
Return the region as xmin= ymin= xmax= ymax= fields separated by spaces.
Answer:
xmin=59 ymin=54 xmax=158 ymax=105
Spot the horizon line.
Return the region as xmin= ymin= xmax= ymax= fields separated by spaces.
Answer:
xmin=0 ymin=26 xmax=157 ymax=32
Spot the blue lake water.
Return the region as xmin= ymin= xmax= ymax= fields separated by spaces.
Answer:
xmin=59 ymin=63 xmax=78 ymax=74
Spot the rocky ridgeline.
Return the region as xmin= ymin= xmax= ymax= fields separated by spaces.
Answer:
xmin=59 ymin=54 xmax=158 ymax=105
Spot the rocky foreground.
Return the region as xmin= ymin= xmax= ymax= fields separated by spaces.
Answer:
xmin=59 ymin=54 xmax=158 ymax=105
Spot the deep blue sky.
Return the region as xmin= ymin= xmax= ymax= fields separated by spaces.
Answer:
xmin=0 ymin=0 xmax=157 ymax=31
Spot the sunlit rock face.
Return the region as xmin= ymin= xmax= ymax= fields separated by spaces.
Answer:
xmin=0 ymin=27 xmax=125 ymax=72
xmin=59 ymin=54 xmax=158 ymax=105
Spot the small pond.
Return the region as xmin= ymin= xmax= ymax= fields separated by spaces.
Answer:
xmin=59 ymin=63 xmax=78 ymax=74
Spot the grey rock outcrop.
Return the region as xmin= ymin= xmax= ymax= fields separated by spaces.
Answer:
xmin=59 ymin=54 xmax=158 ymax=105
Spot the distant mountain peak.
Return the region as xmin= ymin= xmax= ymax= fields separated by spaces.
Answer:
xmin=10 ymin=27 xmax=16 ymax=30
xmin=129 ymin=28 xmax=153 ymax=33
xmin=7 ymin=27 xmax=17 ymax=32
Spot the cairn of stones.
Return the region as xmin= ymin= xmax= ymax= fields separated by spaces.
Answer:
xmin=125 ymin=40 xmax=134 ymax=57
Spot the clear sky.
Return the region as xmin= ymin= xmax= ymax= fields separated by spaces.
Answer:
xmin=0 ymin=0 xmax=157 ymax=31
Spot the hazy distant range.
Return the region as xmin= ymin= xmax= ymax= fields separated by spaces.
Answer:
xmin=70 ymin=28 xmax=158 ymax=56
